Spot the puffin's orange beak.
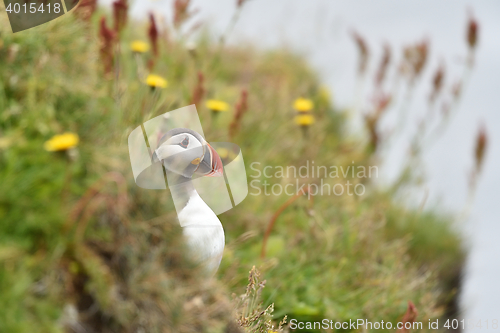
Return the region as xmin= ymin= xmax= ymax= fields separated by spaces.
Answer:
xmin=205 ymin=143 xmax=224 ymax=177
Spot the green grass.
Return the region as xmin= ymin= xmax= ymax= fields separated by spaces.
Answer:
xmin=0 ymin=8 xmax=463 ymax=333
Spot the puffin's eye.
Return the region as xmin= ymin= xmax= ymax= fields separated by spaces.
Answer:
xmin=180 ymin=136 xmax=189 ymax=148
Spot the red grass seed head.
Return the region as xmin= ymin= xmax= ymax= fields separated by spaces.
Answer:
xmin=148 ymin=13 xmax=159 ymax=57
xmin=75 ymin=0 xmax=97 ymax=21
xmin=174 ymin=0 xmax=192 ymax=28
xmin=113 ymin=0 xmax=128 ymax=34
xmin=351 ymin=30 xmax=370 ymax=76
xmin=475 ymin=124 xmax=488 ymax=171
xmin=397 ymin=301 xmax=418 ymax=333
xmin=190 ymin=71 xmax=205 ymax=107
xmin=99 ymin=17 xmax=116 ymax=73
xmin=375 ymin=43 xmax=391 ymax=86
xmin=467 ymin=15 xmax=479 ymax=49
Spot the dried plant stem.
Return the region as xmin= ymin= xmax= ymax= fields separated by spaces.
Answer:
xmin=144 ymin=88 xmax=161 ymax=118
xmin=113 ymin=41 xmax=123 ymax=109
xmin=64 ymin=172 xmax=128 ymax=236
xmin=134 ymin=53 xmax=146 ymax=82
xmin=261 ymin=189 xmax=309 ymax=258
xmin=349 ymin=74 xmax=366 ymax=131
xmin=461 ymin=125 xmax=487 ymax=221
xmin=300 ymin=125 xmax=309 ymax=139
xmin=219 ymin=5 xmax=244 ymax=47
xmin=60 ymin=157 xmax=73 ymax=204
xmin=462 ymin=170 xmax=482 ymax=222
xmin=420 ymin=65 xmax=473 ymax=149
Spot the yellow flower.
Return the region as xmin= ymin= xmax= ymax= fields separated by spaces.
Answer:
xmin=217 ymin=147 xmax=229 ymax=159
xmin=206 ymin=99 xmax=229 ymax=112
xmin=44 ymin=133 xmax=79 ymax=151
xmin=146 ymin=74 xmax=168 ymax=88
xmin=293 ymin=97 xmax=314 ymax=112
xmin=294 ymin=114 xmax=315 ymax=126
xmin=130 ymin=40 xmax=150 ymax=53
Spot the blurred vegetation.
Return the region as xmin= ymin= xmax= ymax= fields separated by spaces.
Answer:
xmin=0 ymin=2 xmax=465 ymax=333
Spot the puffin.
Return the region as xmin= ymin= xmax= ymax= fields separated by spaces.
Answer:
xmin=151 ymin=128 xmax=225 ymax=274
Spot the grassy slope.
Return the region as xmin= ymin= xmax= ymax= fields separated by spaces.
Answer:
xmin=0 ymin=9 xmax=463 ymax=333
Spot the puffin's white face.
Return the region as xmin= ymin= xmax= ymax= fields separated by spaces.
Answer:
xmin=153 ymin=129 xmax=223 ymax=179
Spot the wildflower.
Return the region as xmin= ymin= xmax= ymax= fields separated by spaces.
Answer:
xmin=293 ymin=98 xmax=313 ymax=112
xmin=294 ymin=114 xmax=315 ymax=126
xmin=146 ymin=74 xmax=168 ymax=89
xmin=217 ymin=147 xmax=229 ymax=160
xmin=206 ymin=99 xmax=229 ymax=112
xmin=130 ymin=40 xmax=149 ymax=53
xmin=44 ymin=133 xmax=79 ymax=152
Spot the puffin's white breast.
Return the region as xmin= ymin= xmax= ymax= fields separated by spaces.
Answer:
xmin=179 ymin=193 xmax=225 ymax=273
xmin=183 ymin=224 xmax=225 ymax=272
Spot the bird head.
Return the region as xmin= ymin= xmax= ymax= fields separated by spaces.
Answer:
xmin=152 ymin=128 xmax=223 ymax=179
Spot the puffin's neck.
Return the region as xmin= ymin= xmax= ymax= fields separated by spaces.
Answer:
xmin=166 ymin=171 xmax=221 ymax=228
xmin=166 ymin=172 xmax=198 ymax=213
